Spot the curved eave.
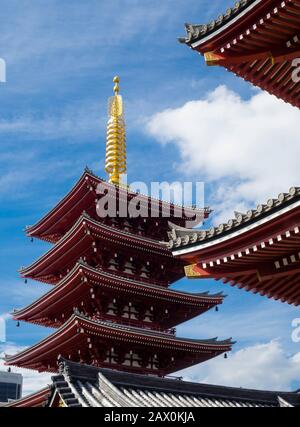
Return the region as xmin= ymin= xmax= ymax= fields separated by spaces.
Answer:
xmin=26 ymin=170 xmax=100 ymax=241
xmin=181 ymin=0 xmax=300 ymax=109
xmin=171 ymin=194 xmax=300 ymax=259
xmin=26 ymin=169 xmax=209 ymax=242
xmin=13 ymin=262 xmax=225 ymax=324
xmin=181 ymin=0 xmax=267 ymax=48
xmin=20 ymin=214 xmax=174 ymax=282
xmin=5 ymin=314 xmax=234 ymax=369
xmin=5 ymin=315 xmax=80 ymax=368
xmin=218 ymin=271 xmax=300 ymax=306
xmin=3 ymin=387 xmax=51 ymax=408
xmin=13 ymin=263 xmax=84 ymax=321
xmin=229 ymin=60 xmax=300 ymax=111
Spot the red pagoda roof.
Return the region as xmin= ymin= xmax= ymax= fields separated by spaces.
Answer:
xmin=4 ymin=387 xmax=51 ymax=408
xmin=26 ymin=169 xmax=100 ymax=243
xmin=13 ymin=261 xmax=225 ymax=328
xmin=5 ymin=313 xmax=233 ymax=375
xmin=180 ymin=0 xmax=300 ymax=109
xmin=26 ymin=168 xmax=210 ymax=243
xmin=20 ymin=213 xmax=179 ymax=285
xmin=10 ymin=78 xmax=229 ymax=383
xmin=169 ymin=187 xmax=300 ymax=305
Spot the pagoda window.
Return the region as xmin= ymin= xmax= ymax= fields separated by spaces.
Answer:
xmin=140 ymin=265 xmax=149 ymax=278
xmin=123 ymin=261 xmax=135 ymax=274
xmin=110 ymin=218 xmax=118 ymax=228
xmin=147 ymin=355 xmax=159 ymax=370
xmin=123 ymin=220 xmax=131 ymax=232
xmin=137 ymin=224 xmax=144 ymax=236
xmin=122 ymin=303 xmax=138 ymax=320
xmin=106 ymin=302 xmax=117 ymax=316
xmin=108 ymin=258 xmax=118 ymax=271
xmin=144 ymin=310 xmax=153 ymax=323
xmin=104 ymin=348 xmax=117 ymax=365
xmin=123 ymin=352 xmax=141 ymax=367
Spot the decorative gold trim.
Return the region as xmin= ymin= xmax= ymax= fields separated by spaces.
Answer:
xmin=58 ymin=398 xmax=66 ymax=407
xmin=184 ymin=264 xmax=202 ymax=279
xmin=204 ymin=51 xmax=222 ymax=66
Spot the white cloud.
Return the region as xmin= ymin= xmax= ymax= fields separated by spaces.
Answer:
xmin=147 ymin=86 xmax=300 ymax=223
xmin=178 ymin=340 xmax=300 ymax=391
xmin=0 ymin=343 xmax=51 ymax=397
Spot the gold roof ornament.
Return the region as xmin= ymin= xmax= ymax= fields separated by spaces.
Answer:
xmin=105 ymin=76 xmax=127 ymax=186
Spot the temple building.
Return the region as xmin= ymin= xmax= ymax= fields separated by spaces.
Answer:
xmin=4 ymin=76 xmax=234 ymax=406
xmin=174 ymin=0 xmax=300 ymax=305
xmin=179 ymin=0 xmax=300 ymax=108
xmin=4 ymin=76 xmax=300 ymax=407
xmin=5 ymin=358 xmax=300 ymax=407
xmin=169 ymin=188 xmax=300 ymax=305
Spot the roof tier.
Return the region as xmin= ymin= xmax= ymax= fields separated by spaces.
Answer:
xmin=170 ymin=187 xmax=300 ymax=305
xmin=13 ymin=261 xmax=225 ymax=329
xmin=45 ymin=357 xmax=299 ymax=407
xmin=180 ymin=0 xmax=300 ymax=109
xmin=26 ymin=169 xmax=210 ymax=243
xmin=4 ymin=387 xmax=51 ymax=408
xmin=6 ymin=357 xmax=300 ymax=407
xmin=5 ymin=313 xmax=233 ymax=375
xmin=21 ymin=213 xmax=183 ymax=286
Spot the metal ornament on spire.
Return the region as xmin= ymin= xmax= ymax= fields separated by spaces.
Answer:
xmin=105 ymin=76 xmax=127 ymax=186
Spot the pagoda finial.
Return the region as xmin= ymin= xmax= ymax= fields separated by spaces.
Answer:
xmin=105 ymin=75 xmax=127 ymax=186
xmin=113 ymin=75 xmax=120 ymax=94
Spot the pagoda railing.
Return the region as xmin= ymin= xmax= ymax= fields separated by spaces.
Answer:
xmin=102 ymin=267 xmax=171 ymax=288
xmin=91 ymin=316 xmax=176 ymax=335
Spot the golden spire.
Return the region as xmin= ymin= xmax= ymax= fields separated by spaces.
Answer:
xmin=105 ymin=75 xmax=127 ymax=186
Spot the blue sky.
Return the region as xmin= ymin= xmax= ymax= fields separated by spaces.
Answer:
xmin=1 ymin=0 xmax=300 ymax=395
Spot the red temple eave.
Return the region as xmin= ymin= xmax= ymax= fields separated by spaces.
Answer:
xmin=190 ymin=263 xmax=300 ymax=306
xmin=189 ymin=0 xmax=272 ymax=51
xmin=4 ymin=387 xmax=51 ymax=408
xmin=20 ymin=214 xmax=175 ymax=284
xmin=189 ymin=0 xmax=282 ymax=51
xmin=5 ymin=314 xmax=234 ymax=374
xmin=26 ymin=169 xmax=210 ymax=243
xmin=26 ymin=170 xmax=100 ymax=242
xmin=170 ymin=194 xmax=300 ymax=305
xmin=172 ymin=197 xmax=300 ymax=263
xmin=13 ymin=262 xmax=225 ymax=328
xmin=183 ymin=0 xmax=300 ymax=109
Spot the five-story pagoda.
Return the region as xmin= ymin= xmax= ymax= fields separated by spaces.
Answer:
xmin=5 ymin=77 xmax=233 ymax=377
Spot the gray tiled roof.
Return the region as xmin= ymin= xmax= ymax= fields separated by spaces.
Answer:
xmin=179 ymin=0 xmax=257 ymax=45
xmin=47 ymin=358 xmax=300 ymax=407
xmin=169 ymin=187 xmax=300 ymax=250
xmin=13 ymin=260 xmax=225 ymax=319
